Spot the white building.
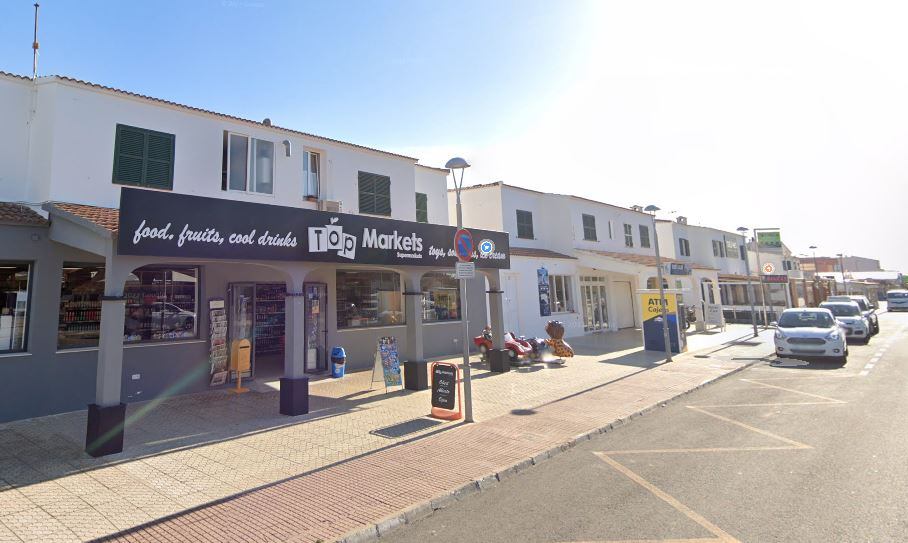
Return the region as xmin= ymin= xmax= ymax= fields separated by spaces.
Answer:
xmin=451 ymin=182 xmax=721 ymax=338
xmin=0 ymin=71 xmax=512 ymax=453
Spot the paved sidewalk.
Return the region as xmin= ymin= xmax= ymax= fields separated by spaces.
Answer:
xmin=0 ymin=325 xmax=771 ymax=542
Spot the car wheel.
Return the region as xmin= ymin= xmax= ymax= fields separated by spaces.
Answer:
xmin=507 ymin=349 xmax=518 ymax=362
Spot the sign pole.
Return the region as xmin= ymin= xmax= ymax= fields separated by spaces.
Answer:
xmin=454 ymin=187 xmax=474 ymax=423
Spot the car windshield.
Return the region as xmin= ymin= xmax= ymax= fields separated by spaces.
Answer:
xmin=778 ymin=311 xmax=834 ymax=328
xmin=889 ymin=292 xmax=908 ymax=299
xmin=821 ymin=304 xmax=860 ymax=317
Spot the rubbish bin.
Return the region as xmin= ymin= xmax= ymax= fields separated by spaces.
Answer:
xmin=330 ymin=347 xmax=346 ymax=378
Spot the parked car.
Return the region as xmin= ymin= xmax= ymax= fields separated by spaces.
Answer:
xmin=819 ymin=301 xmax=871 ymax=344
xmin=887 ymin=289 xmax=908 ymax=312
xmin=773 ymin=308 xmax=847 ymax=363
xmin=827 ymin=295 xmax=879 ymax=335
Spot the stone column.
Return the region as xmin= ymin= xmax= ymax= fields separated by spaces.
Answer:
xmin=402 ymin=270 xmax=428 ymax=390
xmin=85 ymin=257 xmax=129 ymax=457
xmin=281 ymin=265 xmax=311 ymax=416
xmin=484 ymin=270 xmax=510 ymax=373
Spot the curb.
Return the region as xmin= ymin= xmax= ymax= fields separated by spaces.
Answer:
xmin=336 ymin=349 xmax=771 ymax=543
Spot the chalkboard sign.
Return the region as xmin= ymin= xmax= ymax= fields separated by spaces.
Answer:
xmin=431 ymin=364 xmax=457 ymax=410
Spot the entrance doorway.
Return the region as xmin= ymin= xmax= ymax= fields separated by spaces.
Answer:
xmin=613 ymin=280 xmax=636 ymax=329
xmin=304 ymin=282 xmax=328 ymax=372
xmin=227 ymin=282 xmax=286 ymax=380
xmin=581 ymin=276 xmax=608 ymax=332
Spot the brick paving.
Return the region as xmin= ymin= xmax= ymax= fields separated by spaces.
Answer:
xmin=0 ymin=326 xmax=771 ymax=542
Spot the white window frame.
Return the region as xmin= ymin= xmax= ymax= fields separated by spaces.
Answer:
xmin=623 ymin=223 xmax=633 ymax=247
xmin=608 ymin=220 xmax=614 ymax=240
xmin=226 ymin=132 xmax=274 ymax=196
xmin=639 ymin=224 xmax=651 ymax=248
xmin=303 ymin=149 xmax=321 ymax=199
xmin=679 ymin=237 xmax=690 ymax=257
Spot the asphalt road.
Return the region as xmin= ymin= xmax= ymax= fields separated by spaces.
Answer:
xmin=384 ymin=310 xmax=908 ymax=543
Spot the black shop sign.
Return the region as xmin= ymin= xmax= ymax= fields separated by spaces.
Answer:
xmin=431 ymin=363 xmax=457 ymax=410
xmin=117 ymin=188 xmax=510 ymax=268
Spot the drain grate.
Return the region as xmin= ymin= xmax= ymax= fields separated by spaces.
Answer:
xmin=370 ymin=417 xmax=444 ymax=439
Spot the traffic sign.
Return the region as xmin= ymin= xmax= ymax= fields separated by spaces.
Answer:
xmin=455 ymin=261 xmax=475 ymax=279
xmin=454 ymin=228 xmax=474 ymax=262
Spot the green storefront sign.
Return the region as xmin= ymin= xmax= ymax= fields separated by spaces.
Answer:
xmin=757 ymin=231 xmax=782 ymax=248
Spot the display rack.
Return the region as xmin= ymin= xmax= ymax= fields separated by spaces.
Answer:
xmin=254 ymin=283 xmax=286 ymax=355
xmin=209 ymin=298 xmax=228 ymax=386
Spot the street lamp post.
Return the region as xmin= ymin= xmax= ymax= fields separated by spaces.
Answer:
xmin=809 ymin=245 xmax=819 ymax=306
xmin=737 ymin=227 xmax=758 ymax=337
xmin=837 ymin=253 xmax=849 ymax=295
xmin=446 ymin=157 xmax=474 ymax=423
xmin=645 ymin=205 xmax=672 ymax=363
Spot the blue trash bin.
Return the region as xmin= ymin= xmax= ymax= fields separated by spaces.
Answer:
xmin=331 ymin=347 xmax=346 ymax=378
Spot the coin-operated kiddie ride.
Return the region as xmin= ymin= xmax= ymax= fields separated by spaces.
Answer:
xmin=474 ymin=320 xmax=574 ymax=365
xmin=543 ymin=320 xmax=574 ymax=362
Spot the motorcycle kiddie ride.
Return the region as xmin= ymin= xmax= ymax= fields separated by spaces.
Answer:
xmin=474 ymin=321 xmax=574 ymax=365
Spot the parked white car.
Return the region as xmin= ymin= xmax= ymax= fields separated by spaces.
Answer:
xmin=826 ymin=295 xmax=879 ymax=335
xmin=774 ymin=308 xmax=847 ymax=363
xmin=819 ymin=301 xmax=871 ymax=344
xmin=887 ymin=289 xmax=908 ymax=312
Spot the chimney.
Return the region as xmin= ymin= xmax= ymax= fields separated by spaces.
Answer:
xmin=676 ymin=216 xmax=687 ymax=225
xmin=630 ymin=205 xmax=643 ymax=212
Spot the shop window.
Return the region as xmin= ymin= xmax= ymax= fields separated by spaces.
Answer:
xmin=124 ymin=267 xmax=199 ymax=343
xmin=336 ymin=270 xmax=404 ymax=328
xmin=112 ymin=124 xmax=175 ymax=190
xmin=358 ymin=171 xmax=392 ymax=216
xmin=59 ymin=264 xmax=104 ymax=349
xmin=0 ymin=263 xmax=31 ymax=353
xmin=582 ymin=214 xmax=597 ymax=241
xmin=303 ymin=150 xmax=321 ymax=198
xmin=548 ymin=274 xmax=574 ymax=313
xmin=222 ymin=132 xmax=274 ymax=195
xmin=639 ymin=225 xmax=651 ymax=248
xmin=421 ymin=272 xmax=460 ymax=322
xmin=415 ymin=192 xmax=429 ymax=223
xmin=516 ymin=210 xmax=534 ymax=239
xmin=679 ymin=238 xmax=691 ymax=257
xmin=623 ymin=224 xmax=633 ymax=247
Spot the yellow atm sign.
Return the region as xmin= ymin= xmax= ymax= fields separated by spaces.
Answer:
xmin=641 ymin=292 xmax=678 ymax=319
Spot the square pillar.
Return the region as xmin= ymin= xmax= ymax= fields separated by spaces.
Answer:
xmin=86 ymin=294 xmax=127 ymax=456
xmin=403 ymin=272 xmax=428 ymax=390
xmin=282 ymin=270 xmax=310 ymax=416
xmin=485 ymin=271 xmax=510 ymax=373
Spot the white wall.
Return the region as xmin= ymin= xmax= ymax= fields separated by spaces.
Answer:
xmin=450 ymin=184 xmax=505 ymax=231
xmin=509 ymin=256 xmax=584 ymax=338
xmin=568 ymin=197 xmax=656 ymax=256
xmin=657 ymin=220 xmax=749 ymax=276
xmin=9 ymin=78 xmax=427 ymax=223
xmin=0 ymin=76 xmax=35 ymax=203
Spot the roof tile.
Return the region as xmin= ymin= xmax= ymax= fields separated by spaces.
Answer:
xmin=0 ymin=203 xmax=48 ymax=227
xmin=51 ymin=202 xmax=119 ymax=232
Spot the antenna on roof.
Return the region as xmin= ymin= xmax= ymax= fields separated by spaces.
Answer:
xmin=32 ymin=3 xmax=40 ymax=80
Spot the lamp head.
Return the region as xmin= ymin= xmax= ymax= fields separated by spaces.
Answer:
xmin=445 ymin=157 xmax=471 ymax=170
xmin=643 ymin=204 xmax=660 ymax=213
xmin=736 ymin=226 xmax=748 ymax=234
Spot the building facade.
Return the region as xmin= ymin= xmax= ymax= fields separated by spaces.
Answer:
xmin=451 ymin=183 xmax=720 ymax=339
xmin=0 ymin=72 xmax=512 ymax=451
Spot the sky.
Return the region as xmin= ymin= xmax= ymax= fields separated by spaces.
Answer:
xmin=1 ymin=0 xmax=906 ymax=271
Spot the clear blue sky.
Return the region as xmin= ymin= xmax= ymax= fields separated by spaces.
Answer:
xmin=2 ymin=1 xmax=907 ymax=270
xmin=0 ymin=0 xmax=591 ymax=158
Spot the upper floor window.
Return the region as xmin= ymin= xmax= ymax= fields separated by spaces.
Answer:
xmin=303 ymin=150 xmax=320 ymax=199
xmin=113 ymin=124 xmax=175 ymax=190
xmin=712 ymin=240 xmax=726 ymax=258
xmin=222 ymin=132 xmax=274 ymax=195
xmin=415 ymin=192 xmax=428 ymax=223
xmin=783 ymin=260 xmax=793 ymax=271
xmin=358 ymin=171 xmax=391 ymax=216
xmin=516 ymin=210 xmax=534 ymax=239
xmin=639 ymin=225 xmax=651 ymax=248
xmin=623 ymin=224 xmax=633 ymax=247
xmin=608 ymin=220 xmax=614 ymax=239
xmin=679 ymin=238 xmax=691 ymax=257
xmin=582 ymin=214 xmax=597 ymax=241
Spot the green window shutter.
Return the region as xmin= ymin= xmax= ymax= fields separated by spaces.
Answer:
xmin=358 ymin=171 xmax=391 ymax=216
xmin=415 ymin=192 xmax=428 ymax=223
xmin=112 ymin=124 xmax=174 ymax=190
xmin=516 ymin=210 xmax=534 ymax=239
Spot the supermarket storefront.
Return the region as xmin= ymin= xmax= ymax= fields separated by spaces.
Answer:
xmin=1 ymin=188 xmax=509 ymax=456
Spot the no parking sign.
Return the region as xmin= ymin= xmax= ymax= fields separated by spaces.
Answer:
xmin=454 ymin=229 xmax=474 ymax=262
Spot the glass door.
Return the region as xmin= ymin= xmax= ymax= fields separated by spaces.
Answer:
xmin=582 ymin=283 xmax=609 ymax=332
xmin=228 ymin=283 xmax=255 ymax=380
xmin=304 ymin=282 xmax=328 ymax=372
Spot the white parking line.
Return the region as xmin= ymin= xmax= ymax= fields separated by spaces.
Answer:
xmin=859 ymin=370 xmax=870 ymax=377
xmin=865 ymin=364 xmax=875 ymax=369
